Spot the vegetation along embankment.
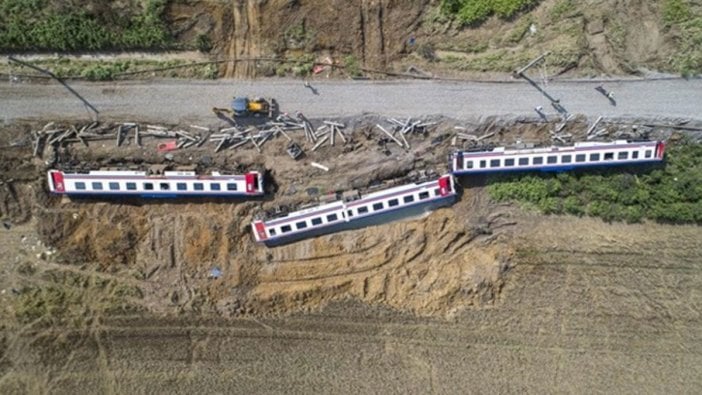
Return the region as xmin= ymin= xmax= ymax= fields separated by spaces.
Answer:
xmin=488 ymin=139 xmax=702 ymax=224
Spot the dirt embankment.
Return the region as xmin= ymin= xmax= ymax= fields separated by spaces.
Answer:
xmin=167 ymin=0 xmax=428 ymax=77
xmin=163 ymin=0 xmax=684 ymax=78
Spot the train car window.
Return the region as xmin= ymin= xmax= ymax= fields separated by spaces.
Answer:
xmin=92 ymin=182 xmax=103 ymax=190
xmin=311 ymin=218 xmax=323 ymax=225
xmin=466 ymin=161 xmax=474 ymax=169
xmin=403 ymin=195 xmax=415 ymax=203
xmin=576 ymin=154 xmax=586 ymax=162
xmin=618 ymin=151 xmax=628 ymax=160
xmin=419 ymin=191 xmax=430 ymax=200
xmin=434 ymin=188 xmax=441 ymax=196
xmin=504 ymin=158 xmax=515 ymax=166
xmin=75 ymin=182 xmax=86 ymax=190
xmin=210 ymin=183 xmax=221 ymax=191
xmin=479 ymin=160 xmax=487 ymax=168
xmin=604 ymin=152 xmax=614 ymax=160
xmin=227 ymin=183 xmax=237 ymax=191
xmin=269 ymin=229 xmax=277 ymax=236
xmin=388 ymin=199 xmax=399 ymax=207
xmin=518 ymin=157 xmax=529 ymax=166
xmin=126 ymin=182 xmax=137 ymax=190
xmin=632 ymin=151 xmax=639 ymax=159
xmin=547 ymin=156 xmax=557 ymax=164
xmin=194 ymin=183 xmax=204 ymax=191
xmin=645 ymin=150 xmax=652 ymax=158
xmin=372 ymin=202 xmax=384 ymax=211
xmin=590 ymin=153 xmax=600 ymax=161
xmin=177 ymin=183 xmax=187 ymax=191
xmin=533 ymin=157 xmax=544 ymax=165
xmin=358 ymin=206 xmax=369 ymax=214
xmin=561 ymin=155 xmax=572 ymax=164
xmin=109 ymin=182 xmax=120 ymax=190
xmin=144 ymin=183 xmax=154 ymax=190
xmin=295 ymin=221 xmax=307 ymax=230
xmin=490 ymin=159 xmax=500 ymax=167
xmin=347 ymin=210 xmax=354 ymax=218
xmin=327 ymin=213 xmax=338 ymax=222
xmin=281 ymin=225 xmax=292 ymax=233
xmin=160 ymin=183 xmax=169 ymax=191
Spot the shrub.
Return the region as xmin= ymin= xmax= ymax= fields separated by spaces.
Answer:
xmin=343 ymin=55 xmax=363 ymax=77
xmin=417 ymin=43 xmax=437 ymax=61
xmin=196 ymin=33 xmax=213 ymax=53
xmin=487 ymin=140 xmax=702 ymax=224
xmin=81 ymin=64 xmax=115 ymax=81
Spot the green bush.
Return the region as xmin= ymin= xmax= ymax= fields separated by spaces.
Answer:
xmin=196 ymin=33 xmax=213 ymax=53
xmin=343 ymin=55 xmax=363 ymax=77
xmin=487 ymin=140 xmax=702 ymax=224
xmin=81 ymin=64 xmax=115 ymax=81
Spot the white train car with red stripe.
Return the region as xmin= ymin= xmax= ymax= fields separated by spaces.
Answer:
xmin=47 ymin=169 xmax=264 ymax=198
xmin=451 ymin=140 xmax=665 ymax=176
xmin=251 ymin=174 xmax=457 ymax=247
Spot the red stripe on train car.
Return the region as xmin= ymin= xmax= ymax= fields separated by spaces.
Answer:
xmin=51 ymin=171 xmax=65 ymax=193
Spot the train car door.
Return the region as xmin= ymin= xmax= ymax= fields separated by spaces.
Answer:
xmin=438 ymin=176 xmax=452 ymax=196
xmin=245 ymin=172 xmax=258 ymax=193
xmin=50 ymin=171 xmax=65 ymax=193
xmin=252 ymin=221 xmax=267 ymax=241
xmin=454 ymin=152 xmax=463 ymax=172
xmin=655 ymin=141 xmax=666 ymax=159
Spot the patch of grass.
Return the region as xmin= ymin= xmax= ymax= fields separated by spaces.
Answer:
xmin=13 ymin=271 xmax=143 ymax=325
xmin=435 ymin=40 xmax=489 ymax=54
xmin=0 ymin=0 xmax=172 ymax=51
xmin=442 ymin=49 xmax=529 ymax=72
xmin=487 ymin=139 xmax=702 ymax=224
xmin=549 ymin=0 xmax=573 ymax=21
xmin=663 ymin=0 xmax=692 ymax=27
xmin=661 ymin=0 xmax=702 ymax=76
xmin=669 ymin=16 xmax=702 ymax=76
xmin=505 ymin=15 xmax=534 ymax=44
xmin=606 ymin=18 xmax=627 ymax=53
xmin=3 ymin=58 xmax=221 ymax=80
xmin=441 ymin=0 xmax=542 ymax=26
xmin=284 ymin=20 xmax=314 ymax=50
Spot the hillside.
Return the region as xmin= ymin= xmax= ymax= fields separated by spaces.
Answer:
xmin=1 ymin=0 xmax=700 ymax=78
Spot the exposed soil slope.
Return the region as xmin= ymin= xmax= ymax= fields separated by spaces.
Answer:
xmin=164 ymin=0 xmax=696 ymax=77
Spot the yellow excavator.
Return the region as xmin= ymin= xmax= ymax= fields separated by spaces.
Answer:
xmin=212 ymin=96 xmax=275 ymax=118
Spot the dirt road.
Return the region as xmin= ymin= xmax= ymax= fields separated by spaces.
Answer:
xmin=2 ymin=78 xmax=702 ymax=124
